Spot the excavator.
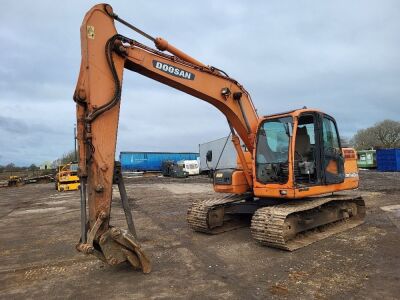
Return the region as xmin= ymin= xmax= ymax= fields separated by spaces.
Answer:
xmin=74 ymin=4 xmax=365 ymax=273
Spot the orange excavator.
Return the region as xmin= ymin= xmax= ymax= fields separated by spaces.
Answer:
xmin=74 ymin=4 xmax=365 ymax=273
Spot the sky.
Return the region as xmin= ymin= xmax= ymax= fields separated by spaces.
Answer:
xmin=0 ymin=0 xmax=399 ymax=166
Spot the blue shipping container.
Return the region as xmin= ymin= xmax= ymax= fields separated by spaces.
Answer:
xmin=376 ymin=149 xmax=400 ymax=172
xmin=120 ymin=152 xmax=199 ymax=171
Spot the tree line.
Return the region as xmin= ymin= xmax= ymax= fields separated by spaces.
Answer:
xmin=350 ymin=119 xmax=400 ymax=150
xmin=0 ymin=150 xmax=77 ymax=172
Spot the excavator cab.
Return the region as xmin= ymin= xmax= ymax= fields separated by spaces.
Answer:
xmin=251 ymin=108 xmax=355 ymax=198
xmin=256 ymin=109 xmax=345 ymax=186
xmin=214 ymin=108 xmax=356 ymax=198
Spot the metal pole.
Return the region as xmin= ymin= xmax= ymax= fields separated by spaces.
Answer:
xmin=118 ymin=178 xmax=137 ymax=238
xmin=80 ymin=178 xmax=87 ymax=243
xmin=114 ymin=162 xmax=137 ymax=238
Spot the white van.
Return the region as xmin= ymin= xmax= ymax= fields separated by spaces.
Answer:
xmin=177 ymin=160 xmax=200 ymax=175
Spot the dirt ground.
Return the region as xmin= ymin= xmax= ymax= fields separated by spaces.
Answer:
xmin=0 ymin=170 xmax=399 ymax=299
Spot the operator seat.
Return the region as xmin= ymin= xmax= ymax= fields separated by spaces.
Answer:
xmin=295 ymin=126 xmax=311 ymax=159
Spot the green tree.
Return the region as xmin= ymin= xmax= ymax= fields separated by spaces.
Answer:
xmin=61 ymin=150 xmax=77 ymax=164
xmin=373 ymin=120 xmax=400 ymax=148
xmin=53 ymin=150 xmax=77 ymax=167
xmin=352 ymin=119 xmax=400 ymax=150
xmin=29 ymin=164 xmax=38 ymax=171
xmin=340 ymin=136 xmax=351 ymax=147
xmin=5 ymin=163 xmax=16 ymax=171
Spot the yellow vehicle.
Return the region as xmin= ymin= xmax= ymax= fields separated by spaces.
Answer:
xmin=8 ymin=176 xmax=23 ymax=187
xmin=56 ymin=162 xmax=80 ymax=192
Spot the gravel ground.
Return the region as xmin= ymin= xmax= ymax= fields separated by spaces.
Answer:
xmin=0 ymin=170 xmax=399 ymax=299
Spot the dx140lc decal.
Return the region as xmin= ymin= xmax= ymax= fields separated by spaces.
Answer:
xmin=152 ymin=60 xmax=195 ymax=80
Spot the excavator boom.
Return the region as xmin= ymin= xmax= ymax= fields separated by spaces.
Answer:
xmin=74 ymin=4 xmax=259 ymax=271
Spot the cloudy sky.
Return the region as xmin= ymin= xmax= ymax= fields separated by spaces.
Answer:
xmin=0 ymin=1 xmax=399 ymax=166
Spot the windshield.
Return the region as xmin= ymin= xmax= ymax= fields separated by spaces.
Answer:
xmin=256 ymin=117 xmax=292 ymax=164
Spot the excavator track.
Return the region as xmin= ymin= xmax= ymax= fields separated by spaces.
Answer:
xmin=251 ymin=192 xmax=366 ymax=251
xmin=187 ymin=194 xmax=250 ymax=234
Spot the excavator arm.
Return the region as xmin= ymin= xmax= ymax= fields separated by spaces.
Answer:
xmin=74 ymin=4 xmax=259 ymax=271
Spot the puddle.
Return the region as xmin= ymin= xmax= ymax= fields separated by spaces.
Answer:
xmin=380 ymin=205 xmax=400 ymax=212
xmin=11 ymin=207 xmax=67 ymax=215
xmin=49 ymin=194 xmax=74 ymax=199
xmin=45 ymin=200 xmax=69 ymax=205
xmin=154 ymin=184 xmax=212 ymax=194
xmin=380 ymin=205 xmax=400 ymax=230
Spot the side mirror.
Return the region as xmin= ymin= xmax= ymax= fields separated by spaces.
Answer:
xmin=206 ymin=150 xmax=212 ymax=162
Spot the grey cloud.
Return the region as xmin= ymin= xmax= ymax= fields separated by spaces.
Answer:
xmin=0 ymin=116 xmax=29 ymax=134
xmin=0 ymin=0 xmax=399 ymax=165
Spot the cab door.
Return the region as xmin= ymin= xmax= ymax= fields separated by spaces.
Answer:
xmin=320 ymin=115 xmax=345 ymax=184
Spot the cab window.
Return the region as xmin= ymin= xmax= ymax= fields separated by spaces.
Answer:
xmin=322 ymin=118 xmax=340 ymax=149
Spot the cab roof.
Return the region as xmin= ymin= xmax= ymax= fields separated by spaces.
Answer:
xmin=262 ymin=107 xmax=324 ymax=121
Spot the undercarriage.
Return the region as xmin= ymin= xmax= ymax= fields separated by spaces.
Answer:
xmin=187 ymin=192 xmax=365 ymax=250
